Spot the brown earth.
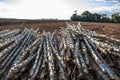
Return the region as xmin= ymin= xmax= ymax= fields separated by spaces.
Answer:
xmin=0 ymin=19 xmax=120 ymax=39
xmin=81 ymin=22 xmax=120 ymax=39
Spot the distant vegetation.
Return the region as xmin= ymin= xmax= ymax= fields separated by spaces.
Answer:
xmin=70 ymin=11 xmax=120 ymax=23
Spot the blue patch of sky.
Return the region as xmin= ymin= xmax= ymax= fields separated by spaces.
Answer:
xmin=0 ymin=0 xmax=10 ymax=2
xmin=91 ymin=0 xmax=118 ymax=7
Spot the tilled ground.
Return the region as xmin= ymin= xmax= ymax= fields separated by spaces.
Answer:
xmin=0 ymin=20 xmax=120 ymax=39
xmin=81 ymin=22 xmax=120 ymax=39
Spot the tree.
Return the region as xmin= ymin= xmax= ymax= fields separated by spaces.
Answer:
xmin=100 ymin=14 xmax=110 ymax=22
xmin=70 ymin=10 xmax=119 ymax=23
xmin=70 ymin=11 xmax=79 ymax=21
xmin=112 ymin=13 xmax=120 ymax=23
xmin=92 ymin=13 xmax=101 ymax=22
xmin=101 ymin=17 xmax=110 ymax=22
xmin=81 ymin=11 xmax=92 ymax=21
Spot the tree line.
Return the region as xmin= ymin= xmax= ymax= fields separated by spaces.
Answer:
xmin=70 ymin=11 xmax=120 ymax=23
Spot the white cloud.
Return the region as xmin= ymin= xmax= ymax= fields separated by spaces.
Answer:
xmin=91 ymin=0 xmax=120 ymax=11
xmin=0 ymin=0 xmax=74 ymax=19
xmin=90 ymin=0 xmax=105 ymax=1
xmin=91 ymin=4 xmax=120 ymax=12
xmin=89 ymin=0 xmax=120 ymax=15
xmin=106 ymin=0 xmax=120 ymax=2
xmin=90 ymin=0 xmax=120 ymax=2
xmin=90 ymin=3 xmax=120 ymax=16
xmin=0 ymin=2 xmax=13 ymax=17
xmin=0 ymin=0 xmax=94 ymax=19
xmin=0 ymin=0 xmax=22 ymax=4
xmin=0 ymin=0 xmax=120 ymax=19
xmin=60 ymin=0 xmax=94 ymax=15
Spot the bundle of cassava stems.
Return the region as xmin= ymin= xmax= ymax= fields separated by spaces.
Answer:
xmin=0 ymin=22 xmax=120 ymax=80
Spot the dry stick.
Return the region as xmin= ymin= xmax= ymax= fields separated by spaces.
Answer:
xmin=82 ymin=42 xmax=90 ymax=65
xmin=0 ymin=31 xmax=27 ymax=79
xmin=88 ymin=38 xmax=119 ymax=79
xmin=50 ymin=36 xmax=67 ymax=80
xmin=46 ymin=33 xmax=54 ymax=80
xmin=3 ymin=29 xmax=34 ymax=80
xmin=29 ymin=38 xmax=43 ymax=80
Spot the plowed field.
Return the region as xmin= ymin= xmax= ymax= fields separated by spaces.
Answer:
xmin=0 ymin=20 xmax=120 ymax=39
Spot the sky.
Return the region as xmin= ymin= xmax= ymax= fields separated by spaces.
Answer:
xmin=0 ymin=0 xmax=120 ymax=19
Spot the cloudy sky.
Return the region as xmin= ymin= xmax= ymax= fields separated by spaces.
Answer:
xmin=0 ymin=0 xmax=120 ymax=19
